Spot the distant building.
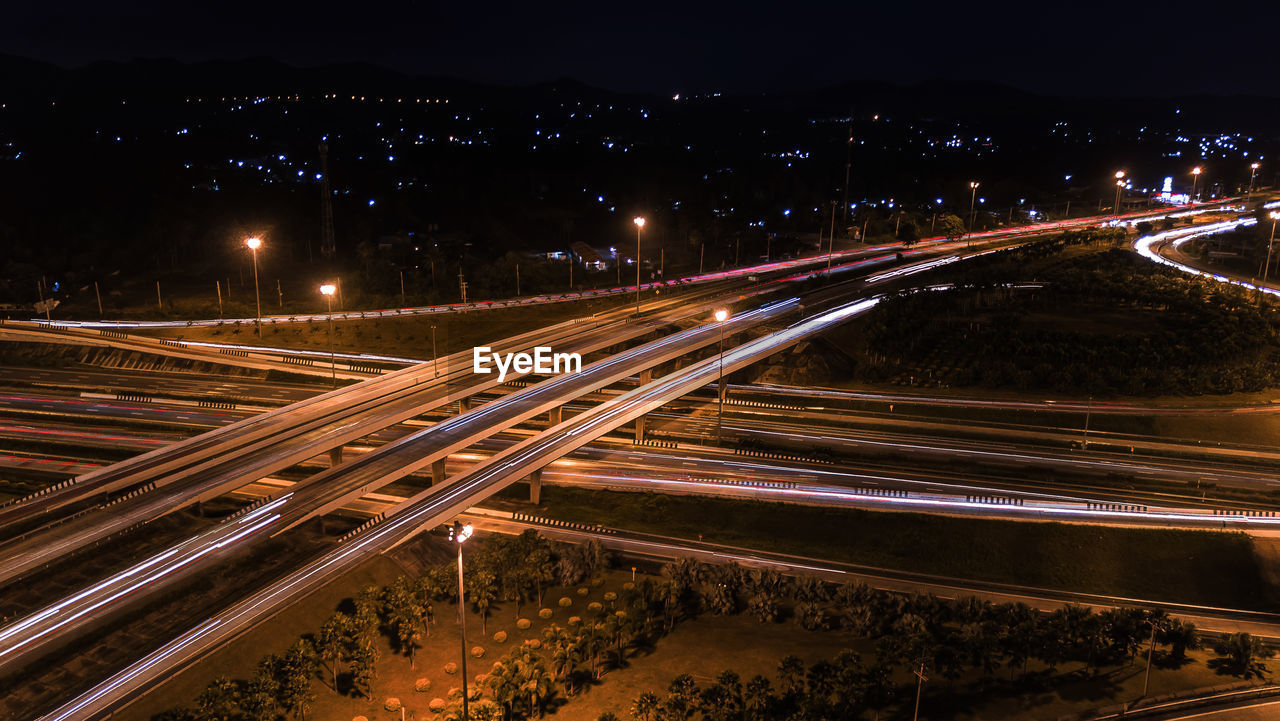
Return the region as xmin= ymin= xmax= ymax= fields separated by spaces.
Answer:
xmin=570 ymin=242 xmax=607 ymax=270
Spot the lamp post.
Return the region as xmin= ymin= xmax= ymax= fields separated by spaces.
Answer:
xmin=1141 ymin=619 xmax=1158 ymax=698
xmin=714 ymin=308 xmax=729 ymax=445
xmin=450 ymin=521 xmax=474 ymax=721
xmin=1113 ymin=171 xmax=1125 ymax=219
xmin=246 ymin=237 xmax=263 ymax=338
xmin=1191 ymin=166 xmax=1202 ymax=202
xmin=633 ymin=217 xmax=645 ymax=315
xmin=1264 ymin=211 xmax=1280 ymax=289
xmin=968 ymin=181 xmax=980 ymax=242
xmin=1249 ymin=162 xmax=1261 ymax=201
xmin=320 ymin=284 xmax=336 ymax=387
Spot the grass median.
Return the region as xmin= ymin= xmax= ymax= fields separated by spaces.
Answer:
xmin=515 ymin=486 xmax=1276 ymax=611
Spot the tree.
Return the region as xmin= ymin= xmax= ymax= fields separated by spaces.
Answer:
xmin=630 ymin=691 xmax=661 ymax=721
xmin=795 ymin=601 xmax=827 ymax=631
xmin=278 ymin=640 xmax=317 ymax=720
xmin=487 ymin=659 xmax=520 ymax=720
xmin=384 ymin=577 xmax=426 ymax=667
xmin=777 ymin=655 xmax=805 ymax=699
xmin=349 ymin=642 xmax=380 ymax=699
xmin=794 ymin=576 xmax=829 ymax=604
xmin=1159 ymin=619 xmax=1201 ymax=662
xmin=316 ymin=612 xmax=350 ymax=691
xmin=239 ymin=672 xmax=279 ymax=721
xmin=662 ymin=674 xmax=698 ymax=721
xmin=1213 ymin=632 xmax=1268 ymax=678
xmin=939 ymin=214 xmax=966 ymax=243
xmin=743 ymin=675 xmax=774 ymax=721
xmin=469 ymin=568 xmax=499 ymax=635
xmin=195 ymin=677 xmax=239 ymax=721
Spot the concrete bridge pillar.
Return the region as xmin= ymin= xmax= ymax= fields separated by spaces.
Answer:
xmin=529 ymin=469 xmax=542 ymax=505
xmin=329 ymin=446 xmax=343 ymax=466
xmin=431 ymin=458 xmax=447 ymax=485
xmin=548 ymin=405 xmax=563 ymax=426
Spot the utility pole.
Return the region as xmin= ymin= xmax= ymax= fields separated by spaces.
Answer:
xmin=842 ymin=117 xmax=853 ymax=226
xmin=156 ymin=281 xmax=163 ymax=311
xmin=699 ymin=243 xmax=705 ymax=274
xmin=458 ymin=268 xmax=468 ymax=308
xmin=215 ymin=281 xmax=222 ymax=319
xmin=827 ymin=202 xmax=837 ymax=276
xmin=1081 ymin=395 xmax=1092 ymax=450
xmin=95 ymin=282 xmax=103 ymax=317
xmin=35 ymin=280 xmax=47 ymax=321
xmin=277 ymin=279 xmax=283 ymax=309
xmin=400 ymin=270 xmax=406 ymax=305
xmin=431 ymin=324 xmax=439 ymax=377
xmin=516 ymin=263 xmax=521 ymax=297
xmin=912 ymin=663 xmax=928 ymax=721
xmin=1142 ymin=620 xmax=1158 ymax=697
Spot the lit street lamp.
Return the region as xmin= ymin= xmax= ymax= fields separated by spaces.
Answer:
xmin=450 ymin=521 xmax=474 ymax=721
xmin=633 ymin=216 xmax=645 ymax=315
xmin=968 ymin=181 xmax=980 ymax=242
xmin=1191 ymin=166 xmax=1202 ymax=202
xmin=246 ymin=237 xmax=263 ymax=338
xmin=320 ymin=284 xmax=336 ymax=387
xmin=1264 ymin=211 xmax=1280 ymax=289
xmin=1249 ymin=162 xmax=1261 ymax=200
xmin=1113 ymin=171 xmax=1125 ymax=218
xmin=714 ymin=308 xmax=729 ymax=445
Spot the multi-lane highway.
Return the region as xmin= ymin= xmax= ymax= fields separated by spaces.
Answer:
xmin=3 ymin=210 xmax=1271 ymax=719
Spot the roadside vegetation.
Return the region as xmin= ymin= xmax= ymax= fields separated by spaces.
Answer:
xmin=523 ymin=487 xmax=1274 ymax=610
xmin=145 ymin=530 xmax=1273 ymax=721
xmin=841 ymin=233 xmax=1280 ymax=396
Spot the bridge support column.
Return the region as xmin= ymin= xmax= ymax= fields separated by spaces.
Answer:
xmin=329 ymin=446 xmax=343 ymax=466
xmin=431 ymin=458 xmax=447 ymax=485
xmin=548 ymin=405 xmax=563 ymax=426
xmin=634 ymin=414 xmax=646 ymax=442
xmin=639 ymin=368 xmax=652 ymax=386
xmin=529 ymin=469 xmax=542 ymax=505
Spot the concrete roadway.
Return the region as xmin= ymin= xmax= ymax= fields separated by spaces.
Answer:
xmin=0 ymin=288 xmax=742 ymax=585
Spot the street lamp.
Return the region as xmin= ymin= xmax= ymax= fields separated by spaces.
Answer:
xmin=633 ymin=216 xmax=645 ymax=315
xmin=968 ymin=181 xmax=980 ymax=241
xmin=1113 ymin=171 xmax=1125 ymax=218
xmin=713 ymin=308 xmax=729 ymax=445
xmin=1191 ymin=166 xmax=1202 ymax=202
xmin=450 ymin=521 xmax=474 ymax=721
xmin=1264 ymin=211 xmax=1280 ymax=289
xmin=1249 ymin=162 xmax=1261 ymax=200
xmin=246 ymin=237 xmax=263 ymax=338
xmin=320 ymin=284 xmax=336 ymax=387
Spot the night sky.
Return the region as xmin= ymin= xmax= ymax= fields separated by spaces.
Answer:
xmin=4 ymin=0 xmax=1276 ymax=97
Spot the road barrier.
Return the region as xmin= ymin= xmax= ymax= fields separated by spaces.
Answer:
xmin=510 ymin=512 xmax=615 ymax=534
xmin=966 ymin=495 xmax=1025 ymax=506
xmin=733 ymin=447 xmax=833 ymax=464
xmin=338 ymin=512 xmax=387 ymax=543
xmin=1212 ymin=508 xmax=1277 ymax=517
xmin=725 ymin=397 xmax=804 ymax=412
xmin=1086 ymin=502 xmax=1148 ymax=513
xmin=632 ymin=438 xmax=678 ymax=449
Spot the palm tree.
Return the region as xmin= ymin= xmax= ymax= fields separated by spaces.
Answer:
xmin=469 ymin=569 xmax=499 ymax=635
xmin=1215 ymin=632 xmax=1268 ymax=677
xmin=316 ymin=613 xmax=350 ymax=691
xmin=777 ymin=655 xmax=804 ymax=699
xmin=488 ymin=660 xmax=518 ymax=720
xmin=1159 ymin=619 xmax=1200 ymax=661
xmin=743 ymin=675 xmax=774 ymax=721
xmin=630 ymin=691 xmax=661 ymax=721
